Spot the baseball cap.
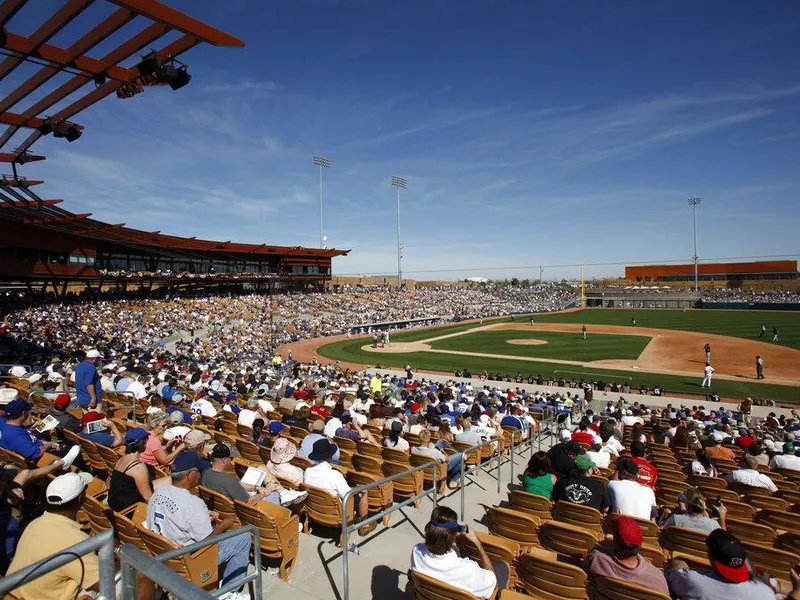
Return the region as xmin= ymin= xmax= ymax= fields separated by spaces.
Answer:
xmin=53 ymin=394 xmax=71 ymax=410
xmin=46 ymin=472 xmax=93 ymax=505
xmin=86 ymin=349 xmax=103 ymax=359
xmin=340 ymin=413 xmax=353 ymax=425
xmin=617 ymin=458 xmax=640 ymax=476
xmin=784 ymin=442 xmax=796 ymax=454
xmin=611 ymin=515 xmax=643 ymax=548
xmin=4 ymin=399 xmax=32 ymax=418
xmin=574 ymin=454 xmax=596 ymax=472
xmin=707 ymin=529 xmax=749 ymax=583
xmin=168 ymin=411 xmax=185 ymax=425
xmin=125 ymin=427 xmax=149 ymax=444
xmin=0 ymin=388 xmax=19 ymax=405
xmin=564 ymin=440 xmax=583 ymax=455
xmin=268 ymin=421 xmax=285 ymax=435
xmin=82 ymin=411 xmax=105 ymax=425
xmin=184 ymin=430 xmax=210 ymax=447
xmin=210 ymin=443 xmax=232 ymax=459
xmin=172 ymin=452 xmax=207 ymax=474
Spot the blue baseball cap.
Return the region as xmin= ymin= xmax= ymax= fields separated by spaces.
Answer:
xmin=124 ymin=427 xmax=149 ymax=444
xmin=268 ymin=421 xmax=285 ymax=435
xmin=4 ymin=399 xmax=32 ymax=418
xmin=172 ymin=451 xmax=208 ymax=474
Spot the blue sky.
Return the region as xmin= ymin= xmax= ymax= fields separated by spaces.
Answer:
xmin=6 ymin=0 xmax=800 ymax=280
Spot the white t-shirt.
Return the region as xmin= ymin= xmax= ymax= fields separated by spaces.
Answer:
xmin=724 ymin=469 xmax=778 ymax=492
xmin=257 ymin=399 xmax=274 ymax=414
xmin=384 ymin=436 xmax=410 ymax=451
xmin=607 ymin=479 xmax=656 ymax=520
xmin=410 ymin=544 xmax=496 ymax=599
xmin=238 ymin=408 xmax=260 ymax=427
xmin=190 ymin=398 xmax=217 ymax=417
xmin=146 ymin=485 xmax=212 ymax=546
xmin=621 ymin=416 xmax=642 ymax=426
xmin=586 ymin=450 xmax=611 ymax=469
xmin=126 ymin=380 xmax=147 ymax=400
xmin=770 ymin=454 xmax=800 ymax=472
xmin=163 ymin=425 xmax=191 ymax=441
xmin=323 ymin=417 xmax=342 ymax=439
xmin=304 ymin=462 xmax=350 ymax=499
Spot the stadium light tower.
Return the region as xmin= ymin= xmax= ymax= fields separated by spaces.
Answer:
xmin=313 ymin=156 xmax=331 ymax=248
xmin=688 ymin=197 xmax=702 ymax=292
xmin=391 ymin=176 xmax=407 ymax=289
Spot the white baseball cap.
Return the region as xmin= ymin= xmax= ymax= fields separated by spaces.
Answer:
xmin=46 ymin=472 xmax=93 ymax=505
xmin=0 ymin=388 xmax=19 ymax=405
xmin=9 ymin=366 xmax=26 ymax=378
xmin=86 ymin=349 xmax=103 ymax=359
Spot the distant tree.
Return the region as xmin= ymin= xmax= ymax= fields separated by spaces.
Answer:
xmin=520 ymin=279 xmax=531 ymax=288
xmin=511 ymin=277 xmax=520 ymax=286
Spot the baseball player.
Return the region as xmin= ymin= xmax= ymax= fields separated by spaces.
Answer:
xmin=756 ymin=355 xmax=764 ymax=380
xmin=759 ymin=324 xmax=767 ymax=339
xmin=701 ymin=362 xmax=715 ymax=388
xmin=772 ymin=327 xmax=779 ymax=342
xmin=631 ymin=316 xmax=636 ymax=327
xmin=704 ymin=343 xmax=711 ymax=363
xmin=582 ymin=325 xmax=587 ymax=340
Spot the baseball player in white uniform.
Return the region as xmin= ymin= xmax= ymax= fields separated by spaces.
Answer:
xmin=701 ymin=363 xmax=715 ymax=388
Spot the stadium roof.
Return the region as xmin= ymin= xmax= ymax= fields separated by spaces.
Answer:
xmin=0 ymin=0 xmax=245 ymax=163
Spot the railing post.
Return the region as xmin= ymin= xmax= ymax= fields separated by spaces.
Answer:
xmin=460 ymin=450 xmax=467 ymax=521
xmin=120 ymin=561 xmax=137 ymax=600
xmin=97 ymin=532 xmax=117 ymax=600
xmin=495 ymin=438 xmax=502 ymax=494
xmin=341 ymin=487 xmax=352 ymax=600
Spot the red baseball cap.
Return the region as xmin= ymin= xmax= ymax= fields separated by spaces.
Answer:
xmin=611 ymin=515 xmax=643 ymax=548
xmin=81 ymin=411 xmax=105 ymax=425
xmin=410 ymin=402 xmax=421 ymax=413
xmin=707 ymin=529 xmax=749 ymax=583
xmin=53 ymin=394 xmax=71 ymax=410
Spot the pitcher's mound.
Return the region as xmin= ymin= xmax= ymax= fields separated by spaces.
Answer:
xmin=507 ymin=339 xmax=549 ymax=346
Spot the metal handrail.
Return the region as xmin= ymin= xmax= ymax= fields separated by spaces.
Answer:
xmin=341 ymin=460 xmax=438 ymax=600
xmin=0 ymin=529 xmax=117 ymax=600
xmin=152 ymin=523 xmax=263 ymax=599
xmin=106 ymin=388 xmax=139 ymax=424
xmin=459 ymin=437 xmax=503 ymax=521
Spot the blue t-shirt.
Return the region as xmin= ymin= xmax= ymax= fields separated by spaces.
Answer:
xmin=166 ymin=406 xmax=193 ymax=424
xmin=75 ymin=360 xmax=101 ymax=406
xmin=0 ymin=423 xmax=43 ymax=459
xmin=115 ymin=377 xmax=131 ymax=392
xmin=501 ymin=415 xmax=527 ymax=431
xmin=79 ymin=430 xmax=116 ymax=448
xmin=161 ymin=386 xmax=178 ymax=401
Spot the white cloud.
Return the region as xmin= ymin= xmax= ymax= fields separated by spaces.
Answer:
xmin=202 ymin=80 xmax=282 ymax=94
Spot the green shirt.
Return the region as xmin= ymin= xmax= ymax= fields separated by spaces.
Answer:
xmin=523 ymin=473 xmax=554 ymax=499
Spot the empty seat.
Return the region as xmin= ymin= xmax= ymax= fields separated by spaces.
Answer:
xmin=485 ymin=506 xmax=540 ymax=551
xmin=507 ymin=489 xmax=552 ymax=521
xmin=234 ymin=498 xmax=300 ymax=580
xmin=591 ymin=575 xmax=671 ymax=600
xmin=517 ymin=547 xmax=589 ymax=600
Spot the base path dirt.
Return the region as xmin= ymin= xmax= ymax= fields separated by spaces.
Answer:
xmin=283 ymin=319 xmax=800 ymax=387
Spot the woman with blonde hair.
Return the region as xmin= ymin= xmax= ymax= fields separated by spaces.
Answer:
xmin=658 ymin=486 xmax=726 ymax=533
xmin=139 ymin=411 xmax=185 ymax=476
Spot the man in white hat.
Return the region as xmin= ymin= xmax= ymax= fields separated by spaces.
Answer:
xmin=7 ymin=473 xmax=99 ymax=600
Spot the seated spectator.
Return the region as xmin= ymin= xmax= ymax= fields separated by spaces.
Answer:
xmin=608 ymin=458 xmax=656 ymax=521
xmin=706 ymin=438 xmax=736 ymax=463
xmin=665 ymin=529 xmax=798 ymax=599
xmin=411 ymin=429 xmax=464 ymax=490
xmin=629 ymin=441 xmax=658 ymax=488
xmin=238 ymin=398 xmax=266 ymax=427
xmin=735 ymin=428 xmax=756 ymax=451
xmin=584 ymin=515 xmax=669 ymax=596
xmin=724 ymin=455 xmax=778 ymax=492
xmin=147 ymin=452 xmax=251 ymax=598
xmin=547 ymin=437 xmax=584 ymax=476
xmin=336 ymin=413 xmax=377 ymax=444
xmin=164 ymin=393 xmax=193 ymax=425
xmin=190 ymin=393 xmax=217 ymax=417
xmin=249 ymin=418 xmax=268 ymax=445
xmin=383 ymin=420 xmax=409 ymax=450
xmin=7 ymin=473 xmax=100 ymax=600
xmin=46 ymin=394 xmax=82 ymax=433
xmin=552 ymin=454 xmax=610 ymax=512
xmin=571 ymin=417 xmax=595 ymax=446
xmin=266 ymin=437 xmax=304 ymax=485
xmin=262 ymin=421 xmax=285 ymax=449
xmin=690 ymin=448 xmax=719 ymax=477
xmin=299 ymin=420 xmax=340 ymax=463
xmin=410 ymin=506 xmax=508 ymax=598
xmin=282 ymin=405 xmax=310 ymax=431
xmin=455 ymin=419 xmax=482 ymax=446
xmin=202 ymin=443 xmax=291 ymax=505
xmin=769 ymin=442 xmax=800 ymax=472
xmin=748 ymin=442 xmax=770 ymax=467
xmin=303 ymin=438 xmax=375 ymax=535
xmin=0 ymin=456 xmax=67 ymax=573
xmin=586 ymin=436 xmax=611 ymax=469
xmin=139 ymin=412 xmax=185 ymax=474
xmin=79 ymin=411 xmax=123 ymax=448
xmin=108 ymin=427 xmax=153 ymax=512
xmin=163 ymin=410 xmax=192 ymax=441
xmin=0 ymin=399 xmax=62 ymax=461
xmin=522 ymin=451 xmax=557 ymax=498
xmin=659 ymin=487 xmax=726 ymax=533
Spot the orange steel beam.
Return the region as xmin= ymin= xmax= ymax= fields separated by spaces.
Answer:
xmin=72 ymin=222 xmax=125 ymax=235
xmin=0 ymin=0 xmax=28 ymax=28
xmin=25 ymin=213 xmax=91 ymax=224
xmin=0 ymin=178 xmax=44 ymax=187
xmin=0 ymin=0 xmax=92 ymax=81
xmin=4 ymin=22 xmax=169 ymax=153
xmin=108 ymin=0 xmax=245 ymax=47
xmin=0 ymin=199 xmax=62 ymax=208
xmin=0 ymin=112 xmax=84 ymax=131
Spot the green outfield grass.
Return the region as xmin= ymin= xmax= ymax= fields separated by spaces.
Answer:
xmin=534 ymin=308 xmax=800 ymax=350
xmin=429 ymin=330 xmax=651 ymax=361
xmin=317 ymin=335 xmax=800 ymax=402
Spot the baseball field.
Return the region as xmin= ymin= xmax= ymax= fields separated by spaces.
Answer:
xmin=304 ymin=308 xmax=800 ymax=403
